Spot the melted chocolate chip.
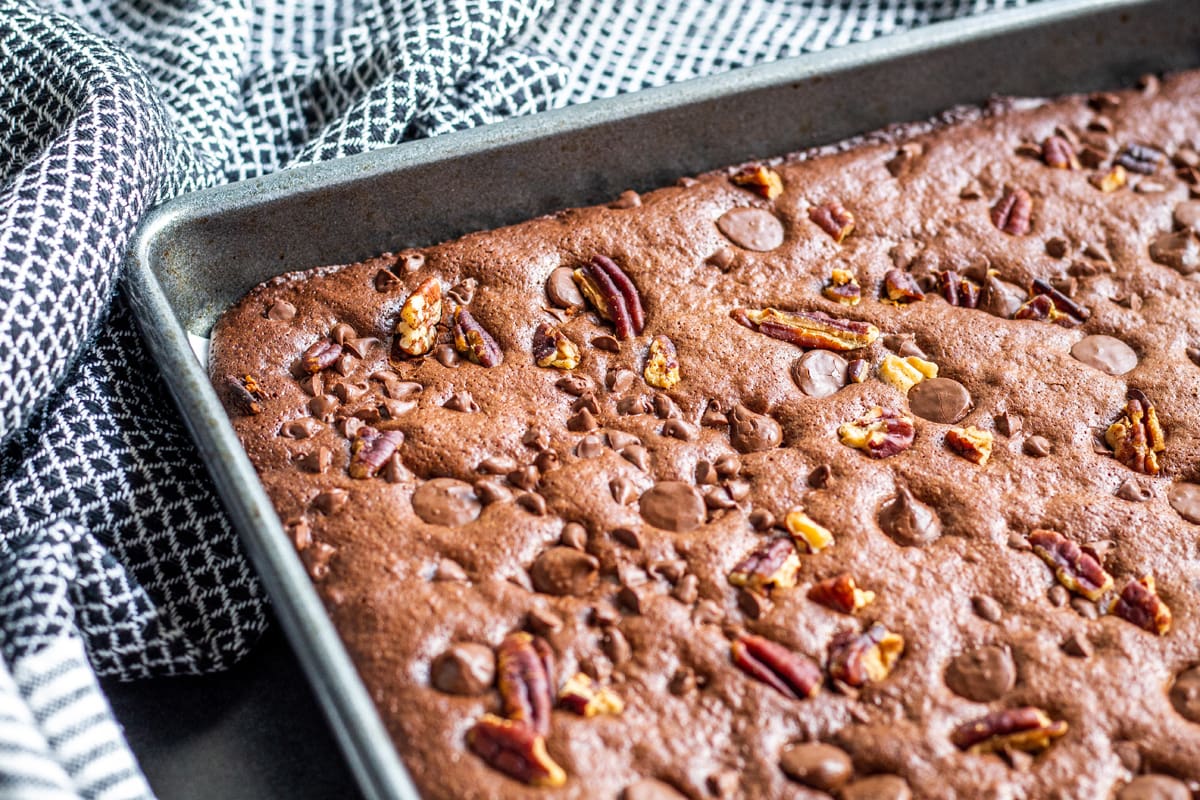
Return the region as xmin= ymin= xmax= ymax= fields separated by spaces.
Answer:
xmin=1170 ymin=665 xmax=1200 ymax=723
xmin=267 ymin=299 xmax=297 ymax=321
xmin=878 ymin=486 xmax=941 ymax=546
xmin=639 ymin=481 xmax=705 ymax=532
xmin=779 ymin=742 xmax=853 ymax=792
xmin=728 ymin=404 xmax=782 ymax=453
xmin=1117 ymin=478 xmax=1153 ymax=502
xmin=1071 ymin=334 xmax=1139 ymax=375
xmin=411 ymin=478 xmax=481 ymax=526
xmin=716 ymin=207 xmax=785 ymax=251
xmin=971 ymin=595 xmax=1003 ymax=623
xmin=1149 ymin=229 xmax=1200 ymax=274
xmin=1175 ymin=199 xmax=1200 ymax=233
xmin=1023 ymin=435 xmax=1052 ymax=457
xmin=431 ymin=643 xmax=494 ymax=695
xmin=1168 ymin=482 xmax=1200 ymax=523
xmin=707 ymin=246 xmax=736 ymax=271
xmin=530 ymin=547 xmax=599 ymax=596
xmin=907 ymin=377 xmax=972 ymax=423
xmin=1061 ymin=632 xmax=1093 ymax=658
xmin=791 ymin=350 xmax=848 ymax=398
xmin=841 ymin=775 xmax=911 ymax=800
xmin=944 ymin=645 xmax=1016 ymax=702
xmin=1117 ymin=776 xmax=1191 ymax=800
xmin=622 ymin=780 xmax=686 ymax=800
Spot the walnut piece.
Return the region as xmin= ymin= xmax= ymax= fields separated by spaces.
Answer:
xmin=558 ymin=672 xmax=624 ymax=716
xmin=731 ymin=165 xmax=783 ymax=199
xmin=784 ymin=509 xmax=835 ymax=553
xmin=452 ymin=306 xmax=503 ymax=367
xmin=533 ymin=322 xmax=581 ymax=370
xmin=827 ymin=623 xmax=904 ymax=688
xmin=808 ymin=574 xmax=876 ymax=614
xmin=1028 ymin=529 xmax=1114 ymax=601
xmin=731 ymin=307 xmax=879 ymax=351
xmin=823 ymin=269 xmax=862 ymax=305
xmin=809 ymin=201 xmax=855 ymax=243
xmin=729 ymin=538 xmax=801 ymax=595
xmin=644 ymin=335 xmax=680 ymax=389
xmin=878 ymin=354 xmax=938 ymax=393
xmin=946 ymin=426 xmax=994 ymax=465
xmin=837 ymin=407 xmax=916 ymax=459
xmin=950 ymin=707 xmax=1068 ymax=755
xmin=1105 ymin=389 xmax=1165 ymax=475
xmin=1109 ymin=575 xmax=1172 ymax=635
xmin=393 ymin=277 xmax=442 ymax=358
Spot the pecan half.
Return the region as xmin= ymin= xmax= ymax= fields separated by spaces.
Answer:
xmin=1029 ymin=278 xmax=1090 ymax=323
xmin=809 ymin=201 xmax=855 ymax=243
xmin=784 ymin=509 xmax=834 ymax=553
xmin=572 ymin=255 xmax=645 ymax=340
xmin=731 ymin=165 xmax=783 ymax=199
xmin=731 ymin=634 xmax=822 ymax=700
xmin=1105 ymin=389 xmax=1165 ymax=475
xmin=808 ymin=574 xmax=876 ymax=614
xmin=937 ymin=270 xmax=981 ymax=309
xmin=878 ymin=354 xmax=937 ymax=394
xmin=1042 ymin=135 xmax=1080 ymax=170
xmin=837 ymin=407 xmax=916 ymax=459
xmin=497 ymin=632 xmax=555 ymax=736
xmin=301 ymin=340 xmax=343 ymax=373
xmin=1109 ymin=575 xmax=1172 ymax=635
xmin=349 ymin=426 xmax=404 ymax=479
xmin=945 ymin=426 xmax=994 ymax=466
xmin=990 ymin=186 xmax=1033 ymax=235
xmin=1115 ymin=143 xmax=1164 ymax=175
xmin=950 ymin=707 xmax=1068 ymax=754
xmin=644 ymin=335 xmax=680 ymax=389
xmin=731 ymin=308 xmax=879 ymax=351
xmin=823 ymin=269 xmax=862 ymax=305
xmin=393 ymin=277 xmax=442 ymax=358
xmin=558 ymin=672 xmax=624 ymax=716
xmin=883 ymin=270 xmax=925 ymax=304
xmin=467 ymin=714 xmax=566 ymax=787
xmin=728 ymin=538 xmax=801 ymax=595
xmin=225 ymin=373 xmax=266 ymax=415
xmin=827 ymin=623 xmax=905 ymax=688
xmin=1028 ymin=529 xmax=1114 ymax=601
xmin=532 ymin=322 xmax=581 ymax=370
xmin=1091 ymin=165 xmax=1128 ymax=193
xmin=452 ymin=307 xmax=503 ymax=367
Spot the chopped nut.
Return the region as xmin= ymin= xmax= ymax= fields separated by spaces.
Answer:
xmin=878 ymin=354 xmax=938 ymax=394
xmin=937 ymin=270 xmax=981 ymax=309
xmin=226 ymin=373 xmax=266 ymax=415
xmin=731 ymin=307 xmax=879 ymax=351
xmin=882 ymin=270 xmax=925 ymax=304
xmin=301 ymin=340 xmax=343 ymax=373
xmin=846 ymin=359 xmax=869 ymax=383
xmin=1013 ymin=288 xmax=1084 ymax=327
xmin=1042 ymin=135 xmax=1080 ymax=170
xmin=558 ymin=672 xmax=624 ymax=716
xmin=728 ymin=538 xmax=801 ymax=596
xmin=808 ymin=574 xmax=876 ymax=614
xmin=393 ymin=277 xmax=442 ymax=358
xmin=731 ymin=164 xmax=784 ymax=199
xmin=950 ymin=707 xmax=1068 ymax=755
xmin=533 ymin=322 xmax=581 ymax=370
xmin=1091 ymin=164 xmax=1128 ymax=193
xmin=990 ymin=186 xmax=1033 ymax=235
xmin=349 ymin=427 xmax=404 ymax=479
xmin=497 ymin=632 xmax=555 ymax=736
xmin=452 ymin=307 xmax=503 ymax=367
xmin=1028 ymin=529 xmax=1114 ymax=601
xmin=731 ymin=634 xmax=822 ymax=700
xmin=1109 ymin=575 xmax=1172 ymax=635
xmin=784 ymin=509 xmax=834 ymax=553
xmin=809 ymin=201 xmax=856 ymax=243
xmin=1115 ymin=143 xmax=1164 ymax=175
xmin=837 ymin=407 xmax=916 ymax=459
xmin=644 ymin=335 xmax=680 ymax=389
xmin=467 ymin=714 xmax=566 ymax=787
xmin=827 ymin=623 xmax=904 ymax=688
xmin=1106 ymin=389 xmax=1165 ymax=475
xmin=946 ymin=426 xmax=994 ymax=466
xmin=572 ymin=255 xmax=646 ymax=340
xmin=823 ymin=269 xmax=862 ymax=305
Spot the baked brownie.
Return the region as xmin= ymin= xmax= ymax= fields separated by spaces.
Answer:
xmin=209 ymin=70 xmax=1200 ymax=799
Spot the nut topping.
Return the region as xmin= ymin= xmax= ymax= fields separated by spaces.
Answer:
xmin=497 ymin=632 xmax=555 ymax=736
xmin=533 ymin=322 xmax=581 ymax=370
xmin=731 ymin=307 xmax=879 ymax=351
xmin=301 ymin=340 xmax=343 ymax=373
xmin=1042 ymin=135 xmax=1080 ymax=169
xmin=837 ymin=407 xmax=916 ymax=459
xmin=883 ymin=269 xmax=925 ymax=304
xmin=572 ymin=255 xmax=646 ymax=340
xmin=1115 ymin=142 xmax=1164 ymax=174
xmin=349 ymin=426 xmax=404 ymax=479
xmin=1105 ymin=389 xmax=1165 ymax=475
xmin=728 ymin=403 xmax=783 ymax=453
xmin=784 ymin=509 xmax=834 ymax=553
xmin=731 ymin=634 xmax=822 ymax=700
xmin=823 ymin=268 xmax=862 ymax=305
xmin=1030 ymin=278 xmax=1090 ymax=323
xmin=1109 ymin=575 xmax=1172 ymax=635
xmin=809 ymin=201 xmax=855 ymax=243
xmin=808 ymin=574 xmax=876 ymax=614
xmin=827 ymin=623 xmax=905 ymax=688
xmin=945 ymin=426 xmax=994 ymax=466
xmin=466 ymin=714 xmax=566 ymax=787
xmin=452 ymin=307 xmax=503 ymax=367
xmin=392 ymin=277 xmax=442 ymax=358
xmin=937 ymin=270 xmax=981 ymax=309
xmin=1028 ymin=529 xmax=1114 ymax=601
xmin=878 ymin=354 xmax=938 ymax=394
xmin=728 ymin=538 xmax=801 ymax=595
xmin=644 ymin=335 xmax=680 ymax=389
xmin=1091 ymin=164 xmax=1128 ymax=193
xmin=731 ymin=164 xmax=784 ymax=199
xmin=950 ymin=707 xmax=1068 ymax=755
xmin=225 ymin=373 xmax=266 ymax=415
xmin=990 ymin=186 xmax=1033 ymax=235
xmin=558 ymin=672 xmax=624 ymax=716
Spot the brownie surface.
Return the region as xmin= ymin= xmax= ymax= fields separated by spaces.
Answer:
xmin=209 ymin=70 xmax=1200 ymax=800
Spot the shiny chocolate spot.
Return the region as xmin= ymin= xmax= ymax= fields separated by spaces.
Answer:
xmin=1169 ymin=483 xmax=1200 ymax=524
xmin=792 ymin=350 xmax=848 ymax=398
xmin=945 ymin=645 xmax=1015 ymax=702
xmin=728 ymin=404 xmax=782 ymax=453
xmin=530 ymin=547 xmax=599 ymax=597
xmin=1117 ymin=776 xmax=1191 ymax=800
xmin=411 ymin=478 xmax=481 ymax=526
xmin=716 ymin=207 xmax=785 ymax=252
xmin=841 ymin=776 xmax=911 ymax=800
xmin=1071 ymin=334 xmax=1138 ymax=375
xmin=431 ymin=643 xmax=494 ymax=695
xmin=1170 ymin=665 xmax=1200 ymax=723
xmin=1116 ymin=478 xmax=1153 ymax=502
xmin=639 ymin=481 xmax=705 ymax=532
xmin=907 ymin=377 xmax=972 ymax=424
xmin=779 ymin=742 xmax=853 ymax=792
xmin=878 ymin=485 xmax=941 ymax=546
xmin=1023 ymin=435 xmax=1052 ymax=457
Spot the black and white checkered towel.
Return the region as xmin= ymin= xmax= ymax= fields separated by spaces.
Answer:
xmin=0 ymin=1 xmax=1030 ymax=796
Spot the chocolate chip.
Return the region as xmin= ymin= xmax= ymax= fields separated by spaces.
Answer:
xmin=283 ymin=418 xmax=323 ymax=439
xmin=994 ymin=411 xmax=1021 ymax=437
xmin=971 ymin=595 xmax=1003 ymax=623
xmin=736 ymin=587 xmax=770 ymax=620
xmin=397 ymin=252 xmax=424 ymax=272
xmin=567 ymin=407 xmax=599 ymax=432
xmin=507 ymin=465 xmax=539 ymax=491
xmin=1114 ymin=741 xmax=1142 ymax=772
xmin=728 ymin=404 xmax=782 ymax=453
xmin=572 ymin=392 xmax=600 ymax=415
xmin=907 ymin=377 xmax=972 ymax=424
xmin=473 ymin=478 xmax=510 ymax=505
xmin=1149 ymin=229 xmax=1200 ymax=274
xmin=1175 ymin=200 xmax=1200 ymax=233
xmin=1117 ymin=776 xmax=1191 ymax=800
xmin=707 ymin=246 xmax=736 ymax=271
xmin=602 ymin=628 xmax=631 ymax=664
xmin=1171 ymin=665 xmax=1200 ymax=723
xmin=267 ymin=299 xmax=297 ymax=321
xmin=592 ymin=334 xmax=620 ymax=352
xmin=673 ymin=573 xmax=699 ymax=605
xmin=695 ymin=460 xmax=719 ymax=485
xmin=411 ymin=478 xmax=481 ymax=526
xmin=748 ymin=509 xmax=775 ymax=530
xmin=640 ymin=481 xmax=705 ymax=532
xmin=311 ymin=488 xmax=348 ymax=515
xmin=431 ymin=643 xmax=494 ymax=695
xmin=576 ymin=435 xmax=605 ymax=459
xmin=1168 ymin=482 xmax=1200 ymax=523
xmin=444 ymin=391 xmax=479 ymax=413
xmin=779 ymin=742 xmax=853 ymax=791
xmin=607 ymin=369 xmax=638 ymax=394
xmin=622 ymin=780 xmax=686 ymax=800
xmin=1070 ymin=597 xmax=1099 ymax=620
xmin=716 ymin=207 xmax=785 ymax=251
xmin=791 ymin=350 xmax=848 ymax=398
xmin=1061 ymin=632 xmax=1093 ymax=659
xmin=652 ymin=394 xmax=680 ymax=420
xmin=1023 ymin=435 xmax=1052 ymax=457
xmin=878 ymin=486 xmax=941 ymax=546
xmin=841 ymin=775 xmax=911 ymax=800
xmin=701 ymin=400 xmax=729 ymax=428
xmin=661 ymin=418 xmax=696 ymax=441
xmin=1048 ymin=584 xmax=1070 ymax=607
xmin=433 ymin=343 xmax=458 ymax=367
xmin=611 ymin=477 xmax=638 ymax=505
xmin=612 ymin=528 xmax=641 ymax=549
xmin=530 ymin=547 xmax=599 ymax=597
xmin=374 ymin=269 xmax=401 ymax=292
xmin=516 ymin=492 xmax=547 ymax=515
xmin=620 ymin=444 xmax=650 ymax=471
xmin=308 ymin=393 xmax=339 ymax=421
xmin=298 ymin=446 xmax=331 ymax=474
xmin=1045 ymin=237 xmax=1070 ymax=259
xmin=1188 ymin=346 xmax=1200 ymax=367
xmin=1116 ymin=478 xmax=1153 ymax=502
xmin=1071 ymin=334 xmax=1139 ymax=375
xmin=618 ymin=395 xmax=653 ymax=416
xmin=945 ymin=645 xmax=1016 ymax=702
xmin=808 ymin=464 xmax=832 ymax=489
xmin=704 ymin=486 xmax=737 ymax=511
xmin=617 ymin=584 xmax=648 ymax=615
xmin=705 ymin=770 xmax=739 ymax=798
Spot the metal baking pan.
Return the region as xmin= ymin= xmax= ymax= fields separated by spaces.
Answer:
xmin=124 ymin=1 xmax=1200 ymax=797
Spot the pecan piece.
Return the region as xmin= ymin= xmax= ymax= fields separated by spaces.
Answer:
xmin=1029 ymin=278 xmax=1090 ymax=323
xmin=784 ymin=509 xmax=834 ymax=553
xmin=731 ymin=165 xmax=783 ymax=199
xmin=225 ymin=373 xmax=266 ymax=415
xmin=1042 ymin=135 xmax=1080 ymax=170
xmin=393 ymin=277 xmax=442 ymax=358
xmin=301 ymin=340 xmax=343 ymax=373
xmin=937 ymin=270 xmax=981 ymax=308
xmin=731 ymin=308 xmax=879 ymax=351
xmin=950 ymin=707 xmax=1068 ymax=754
xmin=558 ymin=672 xmax=624 ymax=716
xmin=823 ymin=269 xmax=861 ymax=305
xmin=882 ymin=269 xmax=925 ymax=304
xmin=572 ymin=255 xmax=645 ymax=340
xmin=837 ymin=407 xmax=916 ymax=459
xmin=1109 ymin=575 xmax=1172 ymax=635
xmin=1105 ymin=389 xmax=1165 ymax=475
xmin=878 ymin=354 xmax=937 ymax=394
xmin=532 ymin=322 xmax=581 ymax=370
xmin=644 ymin=335 xmax=680 ymax=389
xmin=1027 ymin=529 xmax=1114 ymax=601
xmin=827 ymin=623 xmax=905 ymax=688
xmin=731 ymin=634 xmax=822 ymax=700
xmin=728 ymin=538 xmax=801 ymax=595
xmin=497 ymin=632 xmax=555 ymax=736
xmin=808 ymin=574 xmax=875 ymax=615
xmin=809 ymin=201 xmax=855 ymax=243
xmin=349 ymin=426 xmax=404 ymax=479
xmin=946 ymin=426 xmax=994 ymax=466
xmin=990 ymin=186 xmax=1033 ymax=235
xmin=452 ymin=307 xmax=503 ymax=367
xmin=1115 ymin=143 xmax=1164 ymax=175
xmin=1091 ymin=165 xmax=1128 ymax=193
xmin=467 ymin=714 xmax=566 ymax=787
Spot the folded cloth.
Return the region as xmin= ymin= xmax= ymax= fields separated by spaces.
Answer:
xmin=0 ymin=0 xmax=1028 ymax=796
